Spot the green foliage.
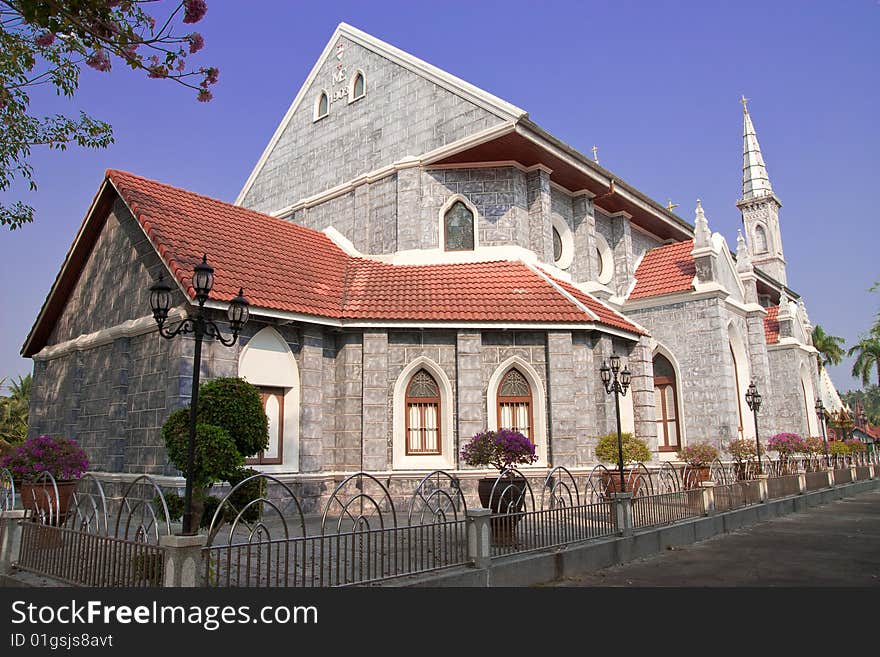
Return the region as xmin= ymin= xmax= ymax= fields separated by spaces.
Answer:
xmin=848 ymin=336 xmax=880 ymax=388
xmin=594 ymin=432 xmax=651 ymax=465
xmin=0 ymin=1 xmax=217 ymax=229
xmin=811 ymin=325 xmax=845 ymax=370
xmin=196 ymin=378 xmax=268 ymax=459
xmin=161 ymin=413 xmax=243 ymax=487
xmin=0 ymin=373 xmax=31 ymax=446
xmin=829 ymin=441 xmax=849 ymax=456
xmin=841 ymin=386 xmax=880 ymax=424
xmin=160 ymin=467 xmax=265 ymax=531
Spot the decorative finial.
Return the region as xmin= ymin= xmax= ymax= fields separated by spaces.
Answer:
xmin=591 ymin=145 xmax=599 ymax=164
xmin=666 ymin=199 xmax=679 ymax=211
xmin=736 ymin=229 xmax=752 ymax=272
xmin=740 ymin=95 xmax=749 ymax=113
xmin=694 ymin=199 xmax=712 ymax=248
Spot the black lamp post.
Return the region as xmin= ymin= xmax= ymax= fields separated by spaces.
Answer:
xmin=149 ymin=255 xmax=249 ymax=535
xmin=745 ymin=380 xmax=762 ymax=475
xmin=600 ymin=354 xmax=632 ymax=493
xmin=815 ymin=398 xmax=830 ymax=467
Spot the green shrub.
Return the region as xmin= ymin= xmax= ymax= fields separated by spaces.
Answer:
xmin=829 ymin=441 xmax=849 ymax=456
xmin=594 ymin=432 xmax=651 ymax=464
xmin=197 ymin=378 xmax=268 ymax=458
xmin=162 ymin=415 xmax=243 ymax=487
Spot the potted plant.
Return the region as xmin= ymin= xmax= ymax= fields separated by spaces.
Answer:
xmin=0 ymin=434 xmax=89 ymax=524
xmin=594 ymin=432 xmax=651 ymax=494
xmin=767 ymin=433 xmax=805 ymax=474
xmin=803 ymin=436 xmax=828 ymax=470
xmin=461 ymin=428 xmax=538 ymax=509
xmin=724 ymin=439 xmax=757 ymax=480
xmin=676 ymin=442 xmax=720 ymax=488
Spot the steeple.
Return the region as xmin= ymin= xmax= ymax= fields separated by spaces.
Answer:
xmin=736 ymin=98 xmax=787 ymax=286
xmin=740 ymin=97 xmax=773 ymax=200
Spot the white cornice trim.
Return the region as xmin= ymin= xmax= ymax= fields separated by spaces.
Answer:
xmin=235 ymin=22 xmax=525 ymax=206
xmin=623 ymin=287 xmax=726 ymax=312
xmin=767 ymin=339 xmax=819 ymax=355
xmin=32 ymin=308 xmax=187 ymax=361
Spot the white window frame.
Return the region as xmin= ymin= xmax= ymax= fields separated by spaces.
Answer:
xmin=595 ymin=233 xmax=614 ymax=285
xmin=550 ymin=215 xmax=574 ymax=270
xmin=392 ymin=357 xmax=455 ymax=470
xmin=314 ymin=90 xmax=329 ymax=121
xmin=348 ymin=69 xmax=366 ymax=103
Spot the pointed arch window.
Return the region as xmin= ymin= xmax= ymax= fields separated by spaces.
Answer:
xmin=497 ymin=369 xmax=533 ymax=439
xmin=653 ymin=354 xmax=680 ymax=451
xmin=405 ymin=370 xmax=441 ymax=455
xmin=315 ymin=91 xmax=329 ymax=121
xmin=754 ymin=225 xmax=769 ymax=254
xmin=351 ymin=71 xmax=365 ymax=100
xmin=730 ymin=341 xmax=745 ymax=436
xmin=248 ymin=387 xmax=284 ymax=465
xmin=443 ymin=200 xmax=475 ymax=251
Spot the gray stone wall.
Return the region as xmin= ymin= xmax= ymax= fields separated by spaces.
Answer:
xmin=626 ymin=297 xmax=742 ymax=449
xmin=240 ymin=35 xmax=508 ymax=214
xmin=630 ymin=227 xmax=662 ymax=265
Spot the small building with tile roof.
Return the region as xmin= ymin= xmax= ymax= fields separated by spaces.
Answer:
xmin=21 ymin=24 xmax=842 ymax=498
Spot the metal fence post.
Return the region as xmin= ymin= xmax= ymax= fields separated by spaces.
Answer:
xmin=612 ymin=492 xmax=633 ymax=537
xmin=159 ymin=534 xmax=207 ymax=587
xmin=699 ymin=482 xmax=716 ymax=515
xmin=756 ymin=474 xmax=769 ymax=503
xmin=0 ymin=510 xmax=28 ymax=576
xmin=466 ymin=508 xmax=492 ymax=570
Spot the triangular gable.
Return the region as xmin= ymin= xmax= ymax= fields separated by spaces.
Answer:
xmin=235 ymin=23 xmax=526 ymax=213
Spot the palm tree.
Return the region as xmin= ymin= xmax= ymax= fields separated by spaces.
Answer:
xmin=0 ymin=374 xmax=30 ymax=446
xmin=812 ymin=325 xmax=845 ymax=370
xmin=849 ymin=336 xmax=880 ymax=387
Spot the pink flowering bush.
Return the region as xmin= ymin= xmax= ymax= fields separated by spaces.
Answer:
xmin=844 ymin=439 xmax=866 ymax=453
xmin=676 ymin=442 xmax=720 ymax=467
xmin=725 ymin=439 xmax=757 ymax=462
xmin=767 ymin=432 xmax=806 ymax=455
xmin=804 ymin=436 xmax=826 ymax=455
xmin=0 ymin=435 xmax=89 ymax=481
xmin=461 ymin=429 xmax=538 ymax=472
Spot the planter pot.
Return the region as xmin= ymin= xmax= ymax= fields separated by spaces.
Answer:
xmin=682 ymin=466 xmax=710 ymax=489
xmin=478 ymin=476 xmax=528 ymax=546
xmin=20 ymin=479 xmax=77 ymax=526
xmin=600 ymin=469 xmax=648 ymax=496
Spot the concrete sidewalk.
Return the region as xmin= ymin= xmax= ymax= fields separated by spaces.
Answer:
xmin=552 ymin=488 xmax=880 ymax=587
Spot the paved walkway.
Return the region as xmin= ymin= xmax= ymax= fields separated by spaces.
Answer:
xmin=553 ymin=488 xmax=880 ymax=587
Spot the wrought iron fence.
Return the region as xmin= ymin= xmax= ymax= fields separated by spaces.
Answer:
xmin=14 ymin=472 xmax=171 ymax=587
xmin=631 ymin=488 xmax=704 ymax=529
xmin=767 ymin=474 xmax=801 ymax=499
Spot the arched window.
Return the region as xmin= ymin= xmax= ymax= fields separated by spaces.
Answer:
xmin=730 ymin=341 xmax=744 ymax=436
xmin=443 ymin=200 xmax=475 ymax=251
xmin=315 ymin=91 xmax=329 ymax=120
xmin=552 ymin=227 xmax=563 ymax=263
xmin=351 ymin=71 xmax=365 ymax=100
xmin=653 ymin=354 xmax=680 ymax=451
xmin=252 ymin=388 xmax=284 ymax=464
xmin=754 ymin=224 xmax=769 ymax=254
xmin=405 ymin=369 xmax=441 ymax=455
xmin=497 ymin=369 xmax=533 ymax=439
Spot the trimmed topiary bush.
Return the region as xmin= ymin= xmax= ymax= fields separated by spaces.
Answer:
xmin=196 ymin=378 xmax=269 ymax=458
xmin=594 ymin=432 xmax=651 ymax=465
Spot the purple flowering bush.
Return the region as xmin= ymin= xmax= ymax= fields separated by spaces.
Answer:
xmin=676 ymin=442 xmax=720 ymax=467
xmin=0 ymin=435 xmax=89 ymax=481
xmin=460 ymin=429 xmax=538 ymax=471
xmin=767 ymin=432 xmax=806 ymax=455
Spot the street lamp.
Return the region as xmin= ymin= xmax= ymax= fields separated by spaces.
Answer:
xmin=745 ymin=380 xmax=762 ymax=475
xmin=815 ymin=398 xmax=830 ymax=467
xmin=600 ymin=354 xmax=632 ymax=493
xmin=149 ymin=255 xmax=249 ymax=535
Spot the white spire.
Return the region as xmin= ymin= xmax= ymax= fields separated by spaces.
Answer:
xmin=736 ymin=229 xmax=752 ymax=272
xmin=741 ymin=97 xmax=774 ymax=201
xmin=693 ymin=199 xmax=712 ymax=248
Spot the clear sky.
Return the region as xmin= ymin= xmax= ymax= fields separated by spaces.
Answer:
xmin=1 ymin=0 xmax=878 ymax=397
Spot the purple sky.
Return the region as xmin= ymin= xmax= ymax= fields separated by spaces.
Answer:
xmin=1 ymin=0 xmax=878 ymax=397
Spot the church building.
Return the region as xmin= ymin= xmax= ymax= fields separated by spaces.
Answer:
xmin=21 ymin=24 xmax=832 ymax=502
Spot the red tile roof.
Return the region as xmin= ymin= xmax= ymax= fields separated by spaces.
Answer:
xmin=629 ymin=240 xmax=695 ymax=300
xmin=764 ymin=305 xmax=780 ymax=344
xmin=104 ymin=170 xmax=642 ymax=332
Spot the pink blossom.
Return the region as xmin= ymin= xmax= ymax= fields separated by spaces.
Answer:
xmin=147 ymin=65 xmax=168 ymax=79
xmin=35 ymin=31 xmax=55 ymax=47
xmin=187 ymin=32 xmax=204 ymax=54
xmin=86 ymin=49 xmax=111 ymax=72
xmin=197 ymin=88 xmax=213 ymax=102
xmin=202 ymin=66 xmax=219 ymax=85
xmin=183 ymin=0 xmax=208 ymax=24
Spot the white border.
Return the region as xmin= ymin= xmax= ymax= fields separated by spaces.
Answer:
xmin=313 ymin=90 xmax=329 ymax=121
xmin=348 ymin=69 xmax=366 ymax=102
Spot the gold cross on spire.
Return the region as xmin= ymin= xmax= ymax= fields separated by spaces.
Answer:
xmin=666 ymin=199 xmax=679 ymax=211
xmin=591 ymin=145 xmax=599 ymax=164
xmin=740 ymin=95 xmax=749 ymax=113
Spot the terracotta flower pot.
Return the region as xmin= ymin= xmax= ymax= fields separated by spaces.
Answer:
xmin=20 ymin=480 xmax=77 ymax=525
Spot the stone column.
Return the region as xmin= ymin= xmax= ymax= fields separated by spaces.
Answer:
xmin=629 ymin=337 xmax=657 ymax=451
xmin=336 ymin=334 xmax=363 ymax=471
xmin=299 ymin=327 xmax=325 ymax=473
xmin=700 ymin=482 xmax=716 ymax=515
xmin=612 ymin=492 xmax=633 ymax=537
xmin=547 ymin=331 xmax=576 ymax=467
xmin=396 ymin=165 xmax=421 ymax=251
xmin=756 ymin=474 xmax=769 ymax=502
xmin=610 ymin=213 xmax=634 ymax=297
xmin=107 ymin=337 xmax=130 ymax=472
xmin=573 ymin=333 xmax=600 ymax=465
xmin=526 ymin=168 xmax=552 ymax=262
xmin=456 ymin=331 xmax=483 ymax=461
xmin=465 ymin=508 xmax=492 ymax=570
xmin=0 ymin=510 xmax=28 ymax=575
xmin=362 ymin=331 xmax=389 ymax=471
xmin=160 ymin=534 xmax=206 ymax=587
